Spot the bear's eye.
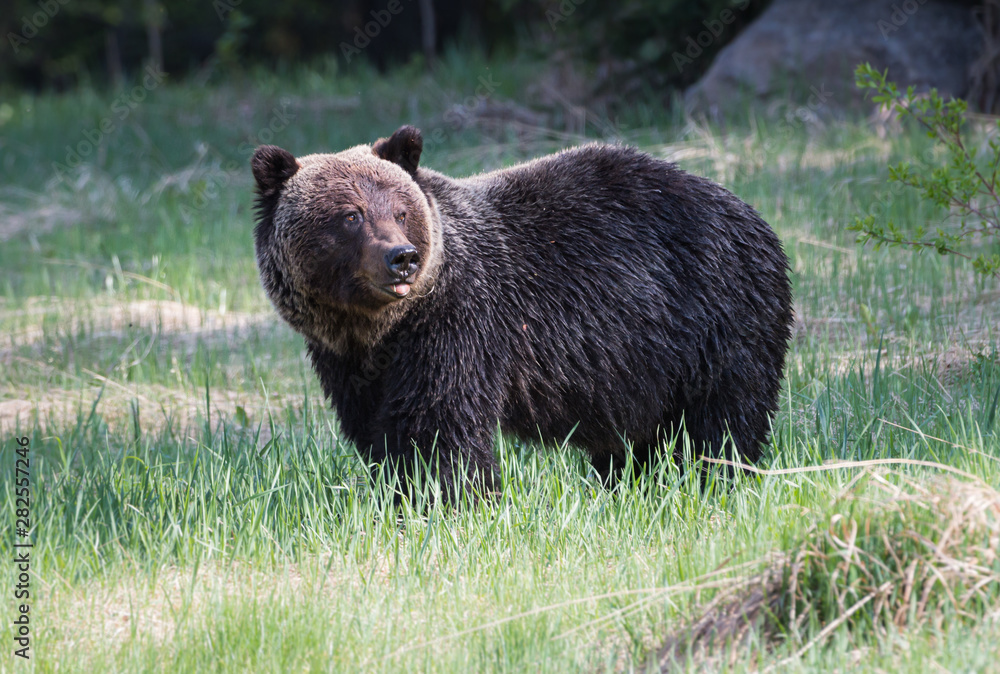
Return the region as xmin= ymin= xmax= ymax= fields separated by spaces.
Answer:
xmin=343 ymin=212 xmax=362 ymax=226
xmin=396 ymin=213 xmax=406 ymax=225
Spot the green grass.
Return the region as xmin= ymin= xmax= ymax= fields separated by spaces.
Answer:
xmin=1 ymin=50 xmax=999 ymax=672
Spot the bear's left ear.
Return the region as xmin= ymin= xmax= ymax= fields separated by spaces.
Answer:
xmin=372 ymin=125 xmax=423 ymax=176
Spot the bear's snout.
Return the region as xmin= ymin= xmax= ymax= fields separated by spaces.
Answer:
xmin=385 ymin=245 xmax=420 ymax=279
xmin=369 ymin=243 xmax=421 ymax=299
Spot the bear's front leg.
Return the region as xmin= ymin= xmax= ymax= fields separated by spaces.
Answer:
xmin=370 ymin=331 xmax=505 ymax=501
xmin=371 ymin=397 xmax=501 ymax=502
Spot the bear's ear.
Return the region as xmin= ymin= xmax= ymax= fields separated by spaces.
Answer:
xmin=372 ymin=125 xmax=423 ymax=176
xmin=252 ymin=145 xmax=299 ymax=196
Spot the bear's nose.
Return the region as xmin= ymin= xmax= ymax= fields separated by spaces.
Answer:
xmin=385 ymin=245 xmax=420 ymax=278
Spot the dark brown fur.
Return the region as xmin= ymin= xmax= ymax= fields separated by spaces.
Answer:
xmin=252 ymin=126 xmax=793 ymax=497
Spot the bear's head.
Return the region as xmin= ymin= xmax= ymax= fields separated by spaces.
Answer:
xmin=251 ymin=125 xmax=442 ymax=352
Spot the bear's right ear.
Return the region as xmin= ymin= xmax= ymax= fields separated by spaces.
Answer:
xmin=372 ymin=125 xmax=423 ymax=176
xmin=252 ymin=146 xmax=299 ymax=197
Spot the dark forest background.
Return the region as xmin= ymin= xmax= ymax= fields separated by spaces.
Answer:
xmin=1 ymin=0 xmax=771 ymax=92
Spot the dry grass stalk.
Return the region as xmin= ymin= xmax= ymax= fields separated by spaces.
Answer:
xmin=655 ymin=476 xmax=1000 ymax=672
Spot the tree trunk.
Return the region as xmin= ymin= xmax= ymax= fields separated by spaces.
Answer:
xmin=105 ymin=29 xmax=124 ymax=88
xmin=143 ymin=0 xmax=164 ymax=75
xmin=418 ymin=0 xmax=436 ymax=69
xmin=970 ymin=0 xmax=1000 ymax=113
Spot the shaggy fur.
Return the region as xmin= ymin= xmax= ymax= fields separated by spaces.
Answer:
xmin=252 ymin=126 xmax=793 ymax=495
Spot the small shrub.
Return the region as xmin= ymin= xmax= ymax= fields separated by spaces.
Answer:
xmin=852 ymin=62 xmax=1000 ymax=279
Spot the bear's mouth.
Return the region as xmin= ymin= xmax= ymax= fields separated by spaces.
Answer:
xmin=373 ymin=281 xmax=413 ymax=299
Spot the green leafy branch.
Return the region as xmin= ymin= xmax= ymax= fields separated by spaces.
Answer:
xmin=851 ymin=63 xmax=1000 ymax=278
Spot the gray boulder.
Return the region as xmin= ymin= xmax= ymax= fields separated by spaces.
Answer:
xmin=686 ymin=0 xmax=982 ymax=114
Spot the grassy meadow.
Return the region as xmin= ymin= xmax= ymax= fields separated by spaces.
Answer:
xmin=1 ymin=51 xmax=999 ymax=672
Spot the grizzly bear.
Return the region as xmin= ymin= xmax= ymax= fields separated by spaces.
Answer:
xmin=252 ymin=125 xmax=793 ymax=496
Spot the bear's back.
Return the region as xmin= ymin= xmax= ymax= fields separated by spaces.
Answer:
xmin=406 ymin=144 xmax=791 ymax=453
